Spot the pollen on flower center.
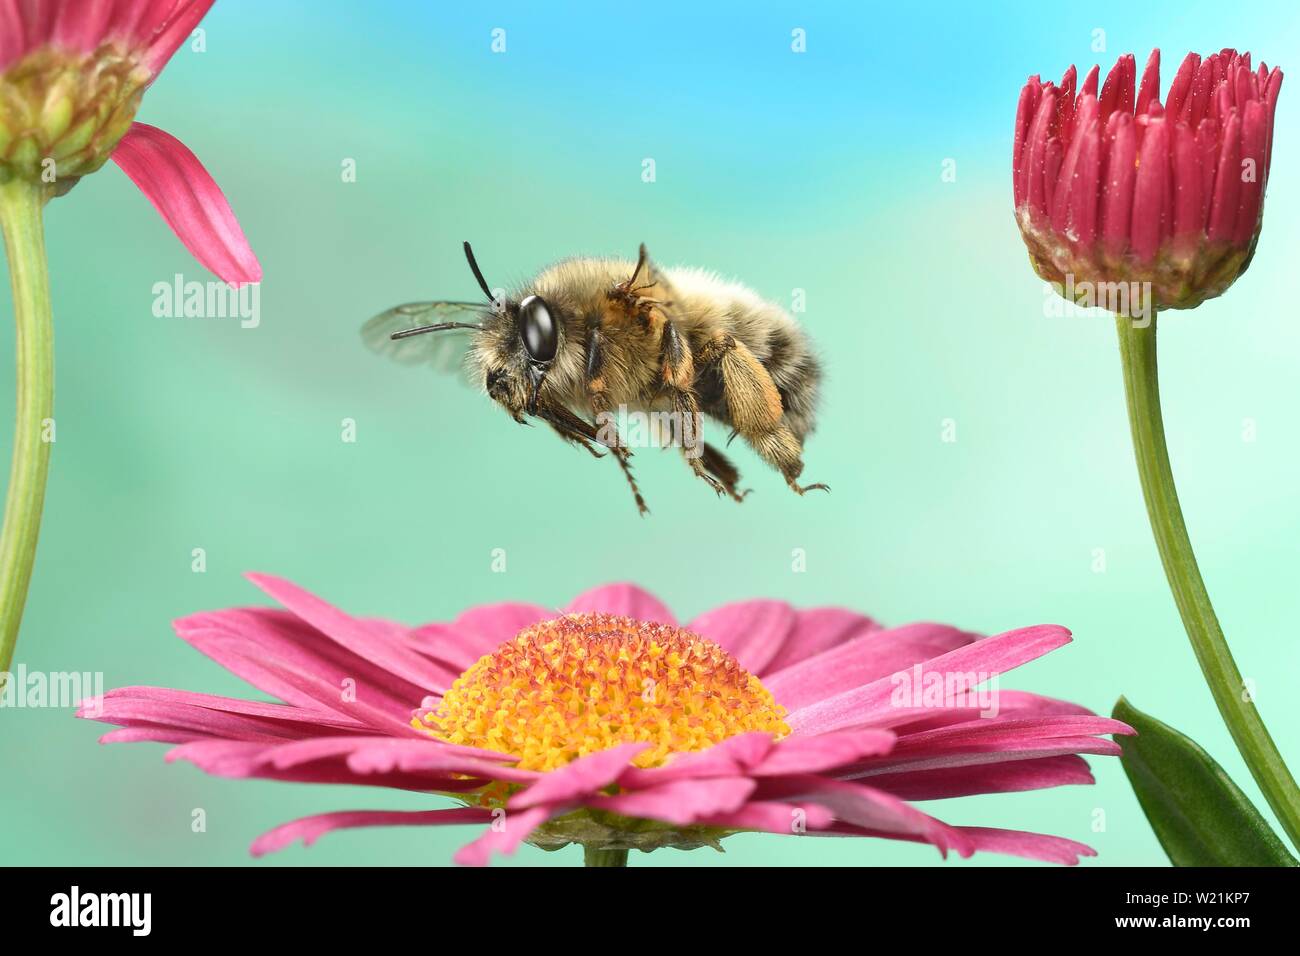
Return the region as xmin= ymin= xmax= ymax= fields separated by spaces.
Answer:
xmin=414 ymin=613 xmax=790 ymax=772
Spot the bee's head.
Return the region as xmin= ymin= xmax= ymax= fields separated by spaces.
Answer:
xmin=464 ymin=243 xmax=564 ymax=417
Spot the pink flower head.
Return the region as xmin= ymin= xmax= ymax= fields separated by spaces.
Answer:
xmin=79 ymin=576 xmax=1132 ymax=866
xmin=0 ymin=0 xmax=260 ymax=284
xmin=1013 ymin=49 xmax=1282 ymax=311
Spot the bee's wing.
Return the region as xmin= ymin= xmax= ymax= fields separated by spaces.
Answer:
xmin=361 ymin=301 xmax=487 ymax=382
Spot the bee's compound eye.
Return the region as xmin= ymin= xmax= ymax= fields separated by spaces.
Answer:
xmin=519 ymin=295 xmax=558 ymax=362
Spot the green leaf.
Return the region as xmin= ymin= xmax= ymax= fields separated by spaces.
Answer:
xmin=1113 ymin=697 xmax=1297 ymax=867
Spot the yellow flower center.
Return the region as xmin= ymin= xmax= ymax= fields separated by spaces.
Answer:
xmin=415 ymin=613 xmax=790 ymax=772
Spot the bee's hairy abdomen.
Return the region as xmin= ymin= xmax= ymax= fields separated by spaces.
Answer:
xmin=661 ymin=268 xmax=821 ymax=441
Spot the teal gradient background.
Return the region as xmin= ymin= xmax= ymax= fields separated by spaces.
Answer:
xmin=2 ymin=0 xmax=1299 ymax=866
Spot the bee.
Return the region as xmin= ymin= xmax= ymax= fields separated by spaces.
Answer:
xmin=363 ymin=242 xmax=826 ymax=514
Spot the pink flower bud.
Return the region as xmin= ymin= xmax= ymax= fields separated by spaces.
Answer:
xmin=1013 ymin=49 xmax=1282 ymax=312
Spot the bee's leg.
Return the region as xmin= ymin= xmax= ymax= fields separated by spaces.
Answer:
xmin=536 ymin=401 xmax=649 ymax=515
xmin=543 ymin=421 xmax=604 ymax=459
xmin=658 ymin=322 xmax=726 ymax=498
xmin=697 ymin=333 xmax=829 ymax=496
xmin=700 ymin=442 xmax=750 ymax=503
xmin=583 ymin=320 xmax=623 ymax=447
xmin=579 ymin=321 xmax=650 ymax=514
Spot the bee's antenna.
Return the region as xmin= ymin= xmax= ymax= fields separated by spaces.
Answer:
xmin=463 ymin=241 xmax=496 ymax=304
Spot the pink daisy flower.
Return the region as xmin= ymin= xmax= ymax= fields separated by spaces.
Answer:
xmin=0 ymin=0 xmax=260 ymax=283
xmin=79 ymin=575 xmax=1132 ymax=866
xmin=1013 ymin=48 xmax=1282 ymax=312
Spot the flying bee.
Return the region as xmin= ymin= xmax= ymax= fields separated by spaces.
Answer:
xmin=363 ymin=242 xmax=826 ymax=514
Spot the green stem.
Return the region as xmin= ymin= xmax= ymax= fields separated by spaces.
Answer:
xmin=1116 ymin=312 xmax=1300 ymax=849
xmin=583 ymin=845 xmax=628 ymax=867
xmin=0 ymin=177 xmax=53 ymax=687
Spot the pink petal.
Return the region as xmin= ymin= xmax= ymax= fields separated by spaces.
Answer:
xmin=869 ymin=735 xmax=1122 ymax=776
xmin=414 ymin=602 xmax=553 ymax=669
xmin=110 ymin=123 xmax=261 ymax=285
xmin=1165 ymin=52 xmax=1202 ymax=120
xmin=784 ymin=625 xmax=1072 ymax=735
xmin=698 ymin=800 xmax=836 ymax=835
xmin=245 ymin=573 xmax=451 ymax=694
xmin=765 ymin=622 xmax=978 ymax=713
xmin=890 ymin=688 xmax=1095 ymax=734
xmin=1098 ymin=55 xmax=1125 ymax=121
xmin=1196 ymin=118 xmax=1221 ymax=230
xmin=172 ymin=735 xmax=513 ymax=773
xmin=453 ymin=805 xmax=555 ymax=866
xmin=1 ymin=0 xmax=213 ymax=70
xmin=45 ymin=1 xmax=113 ymax=60
xmin=167 ymin=735 xmax=535 ymax=789
xmin=1130 ymin=117 xmax=1169 ymax=262
xmin=763 ymin=607 xmax=880 ymax=674
xmin=753 ymin=728 xmax=896 ymax=776
xmin=174 ymin=608 xmax=437 ymax=731
xmin=1234 ymin=99 xmax=1267 ymax=244
xmin=1181 ymin=57 xmax=1216 ymax=127
xmin=818 ymin=820 xmax=1095 ymax=865
xmin=1067 ymin=112 xmax=1102 ymax=247
xmin=617 ymin=732 xmax=775 ymax=788
xmin=509 ymin=743 xmax=649 ymax=809
xmin=162 ymin=738 xmax=487 ymax=791
xmin=1136 ymin=49 xmax=1161 ymax=116
xmin=1055 ymin=66 xmax=1077 ymax=137
xmin=843 ymin=715 xmax=1132 ymax=778
xmin=320 ymin=736 xmax=520 ymax=771
xmin=863 ymin=754 xmax=1096 ymax=800
xmin=686 ymin=599 xmax=796 ymax=674
xmin=98 ymin=727 xmax=206 ymax=745
xmin=1080 ymin=64 xmax=1100 ymax=99
xmin=891 ymin=713 xmax=1136 ymax=750
xmin=565 ymin=583 xmax=676 ymax=624
xmin=1013 ymin=77 xmax=1043 ymax=207
xmin=252 ymin=807 xmax=492 ymax=857
xmin=1041 ymin=131 xmax=1063 ymax=226
xmin=453 ymin=601 xmax=553 ymax=641
xmin=1118 ymin=53 xmax=1137 ymax=116
xmin=134 ymin=0 xmax=216 ymax=76
xmin=591 ymin=777 xmax=757 ymax=826
xmin=405 ymin=621 xmax=501 ymax=673
xmin=77 ymin=685 xmax=362 ymax=741
xmin=1170 ymin=121 xmax=1203 ymax=251
xmin=955 ymin=826 xmax=1097 ymax=865
xmin=1050 ymin=93 xmax=1096 ymax=232
xmin=760 ymin=775 xmax=974 ymax=857
xmin=1100 ymin=112 xmax=1138 ymax=251
xmin=1263 ymin=68 xmax=1283 ymax=172
xmin=1206 ymin=111 xmax=1243 ymax=242
xmin=1025 ymin=88 xmax=1059 ymax=220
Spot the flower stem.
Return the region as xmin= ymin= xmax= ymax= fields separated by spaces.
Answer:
xmin=0 ymin=177 xmax=53 ymax=685
xmin=583 ymin=846 xmax=629 ymax=867
xmin=1115 ymin=312 xmax=1300 ymax=849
